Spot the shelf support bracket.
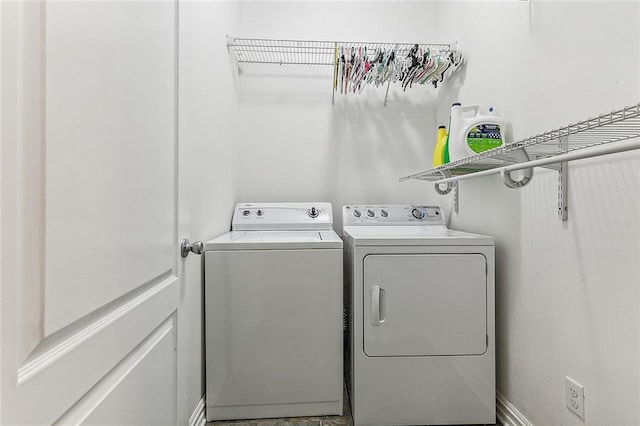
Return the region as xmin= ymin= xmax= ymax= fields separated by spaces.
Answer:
xmin=434 ymin=170 xmax=453 ymax=195
xmin=434 ymin=181 xmax=452 ymax=195
xmin=453 ymin=182 xmax=459 ymax=214
xmin=226 ymin=35 xmax=243 ymax=75
xmin=383 ymin=44 xmax=399 ymax=107
xmin=434 ymin=181 xmax=458 ymax=213
xmin=383 ymin=79 xmax=392 ymax=107
xmin=433 ymin=171 xmax=458 ymax=214
xmin=331 ymin=42 xmax=337 ymax=106
xmin=500 ymin=147 xmax=534 ymax=188
xmin=558 ymin=136 xmax=569 ymax=221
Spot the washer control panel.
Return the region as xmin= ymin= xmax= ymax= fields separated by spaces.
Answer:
xmin=342 ymin=205 xmax=445 ymax=226
xmin=233 ymin=202 xmax=333 ymax=231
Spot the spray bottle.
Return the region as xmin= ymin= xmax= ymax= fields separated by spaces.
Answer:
xmin=432 ymin=126 xmax=448 ymax=167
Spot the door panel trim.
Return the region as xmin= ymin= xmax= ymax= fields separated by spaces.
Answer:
xmin=5 ymin=277 xmax=179 ymax=425
xmin=188 ymin=395 xmax=206 ymax=426
xmin=54 ymin=314 xmax=176 ymax=424
xmin=5 ymin=0 xmax=48 ymax=361
xmin=19 ymin=271 xmax=176 ymax=384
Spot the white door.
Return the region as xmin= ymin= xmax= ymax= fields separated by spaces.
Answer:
xmin=1 ymin=1 xmax=184 ymax=424
xmin=363 ymin=253 xmax=487 ymax=357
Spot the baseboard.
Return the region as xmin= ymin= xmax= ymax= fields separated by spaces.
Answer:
xmin=195 ymin=391 xmax=526 ymax=426
xmin=189 ymin=394 xmax=206 ymax=426
xmin=194 ymin=391 xmax=526 ymax=426
xmin=496 ymin=391 xmax=533 ymax=426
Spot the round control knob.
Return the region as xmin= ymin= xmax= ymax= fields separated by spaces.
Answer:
xmin=380 ymin=209 xmax=389 ymax=218
xmin=353 ymin=209 xmax=362 ymax=218
xmin=256 ymin=209 xmax=264 ymax=216
xmin=308 ymin=207 xmax=320 ymax=218
xmin=411 ymin=208 xmax=425 ymax=219
xmin=367 ymin=209 xmax=375 ymax=218
xmin=242 ymin=210 xmax=250 ymax=216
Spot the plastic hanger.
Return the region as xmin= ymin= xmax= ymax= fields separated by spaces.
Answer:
xmin=332 ymin=43 xmax=463 ymax=96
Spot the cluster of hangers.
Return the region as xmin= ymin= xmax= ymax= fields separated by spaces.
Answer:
xmin=333 ymin=44 xmax=463 ymax=95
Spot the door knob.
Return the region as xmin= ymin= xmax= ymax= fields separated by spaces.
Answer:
xmin=181 ymin=238 xmax=203 ymax=258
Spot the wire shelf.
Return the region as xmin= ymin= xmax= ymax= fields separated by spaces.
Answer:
xmin=227 ymin=37 xmax=460 ymax=106
xmin=227 ymin=37 xmax=453 ymax=67
xmin=229 ymin=38 xmax=335 ymax=66
xmin=400 ymin=102 xmax=640 ymax=182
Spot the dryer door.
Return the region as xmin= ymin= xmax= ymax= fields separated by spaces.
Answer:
xmin=363 ymin=253 xmax=487 ymax=357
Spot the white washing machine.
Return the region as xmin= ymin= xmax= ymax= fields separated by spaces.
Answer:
xmin=342 ymin=204 xmax=495 ymax=426
xmin=204 ymin=202 xmax=343 ymax=422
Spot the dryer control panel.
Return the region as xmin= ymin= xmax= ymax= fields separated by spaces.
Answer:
xmin=342 ymin=205 xmax=445 ymax=226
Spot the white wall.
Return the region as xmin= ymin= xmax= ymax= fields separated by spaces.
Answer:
xmin=234 ymin=1 xmax=452 ymax=227
xmin=180 ymin=1 xmax=640 ymax=424
xmin=437 ymin=1 xmax=640 ymax=425
xmin=178 ymin=1 xmax=239 ymax=422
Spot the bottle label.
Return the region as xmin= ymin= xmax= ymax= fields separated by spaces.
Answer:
xmin=466 ymin=124 xmax=503 ymax=153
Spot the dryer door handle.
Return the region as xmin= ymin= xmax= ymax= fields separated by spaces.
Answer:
xmin=371 ymin=285 xmax=386 ymax=326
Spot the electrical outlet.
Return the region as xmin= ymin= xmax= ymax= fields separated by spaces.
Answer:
xmin=565 ymin=376 xmax=585 ymax=419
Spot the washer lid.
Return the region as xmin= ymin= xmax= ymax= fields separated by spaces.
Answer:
xmin=205 ymin=230 xmax=343 ymax=250
xmin=342 ymin=225 xmax=493 ymax=246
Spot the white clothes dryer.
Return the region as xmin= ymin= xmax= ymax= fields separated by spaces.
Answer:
xmin=205 ymin=202 xmax=343 ymax=421
xmin=342 ymin=205 xmax=495 ymax=426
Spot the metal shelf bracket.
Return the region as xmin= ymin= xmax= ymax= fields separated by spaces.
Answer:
xmin=453 ymin=182 xmax=459 ymax=214
xmin=434 ymin=181 xmax=453 ymax=195
xmin=558 ymin=136 xmax=569 ymax=221
xmin=500 ymin=168 xmax=534 ymax=188
xmin=433 ymin=171 xmax=458 ymax=214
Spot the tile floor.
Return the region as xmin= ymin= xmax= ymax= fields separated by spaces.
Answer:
xmin=206 ymin=387 xmax=501 ymax=426
xmin=207 ymin=387 xmax=353 ymax=426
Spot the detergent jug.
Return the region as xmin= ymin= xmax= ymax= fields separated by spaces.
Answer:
xmin=447 ymin=103 xmax=506 ymax=163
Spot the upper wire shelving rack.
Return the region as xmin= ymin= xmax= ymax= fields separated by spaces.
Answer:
xmin=227 ymin=37 xmax=452 ymax=66
xmin=227 ymin=37 xmax=456 ymax=105
xmin=400 ymin=103 xmax=640 ymax=220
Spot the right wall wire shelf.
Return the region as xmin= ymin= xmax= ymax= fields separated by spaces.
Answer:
xmin=400 ymin=102 xmax=640 ymax=220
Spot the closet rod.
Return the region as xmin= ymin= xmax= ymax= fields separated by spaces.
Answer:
xmin=233 ymin=61 xmax=333 ymax=66
xmin=433 ymin=138 xmax=640 ymax=185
